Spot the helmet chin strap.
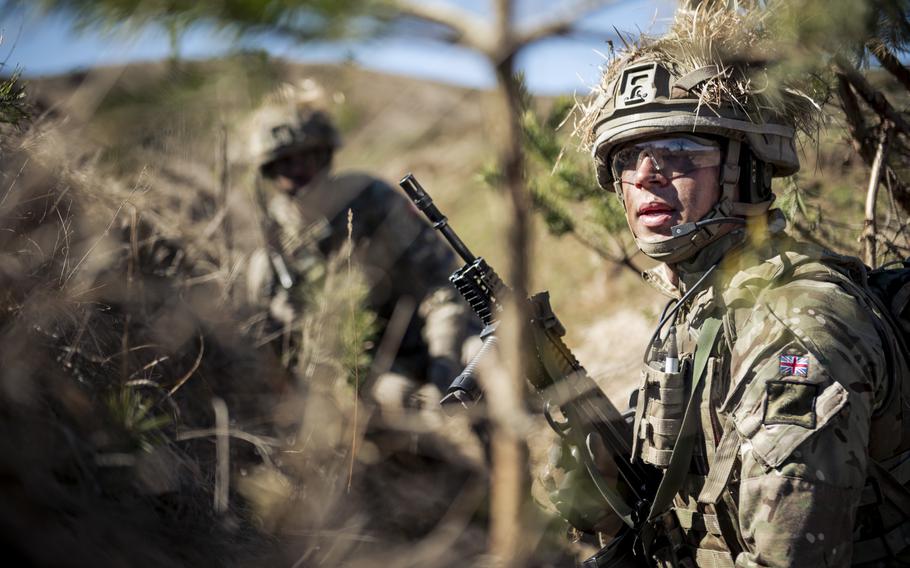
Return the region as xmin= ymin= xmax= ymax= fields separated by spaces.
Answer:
xmin=634 ymin=198 xmax=744 ymax=264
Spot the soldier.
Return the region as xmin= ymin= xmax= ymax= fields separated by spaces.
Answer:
xmin=245 ymin=83 xmax=476 ymax=407
xmin=548 ymin=10 xmax=910 ymax=568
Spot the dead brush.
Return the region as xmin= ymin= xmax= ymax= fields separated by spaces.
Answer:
xmin=1 ymin=66 xmax=495 ymax=567
xmin=0 ymin=110 xmax=283 ymax=565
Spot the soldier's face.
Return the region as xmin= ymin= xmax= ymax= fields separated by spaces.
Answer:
xmin=263 ymin=151 xmax=330 ymax=195
xmin=616 ymin=140 xmax=722 ymax=242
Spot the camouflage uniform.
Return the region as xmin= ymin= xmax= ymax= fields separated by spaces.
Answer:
xmin=632 ymin=213 xmax=910 ymax=567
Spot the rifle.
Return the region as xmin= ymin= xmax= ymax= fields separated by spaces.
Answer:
xmin=253 ymin=178 xmax=295 ymax=290
xmin=399 ymin=174 xmax=659 ymax=567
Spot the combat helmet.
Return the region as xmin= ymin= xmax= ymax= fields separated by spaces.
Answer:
xmin=248 ymin=80 xmax=341 ymax=171
xmin=583 ymin=7 xmax=818 ymax=263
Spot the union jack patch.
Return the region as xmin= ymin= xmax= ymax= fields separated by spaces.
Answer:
xmin=779 ymin=354 xmax=809 ymax=377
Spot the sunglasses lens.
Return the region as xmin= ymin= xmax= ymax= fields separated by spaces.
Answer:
xmin=611 ymin=137 xmax=722 ymax=182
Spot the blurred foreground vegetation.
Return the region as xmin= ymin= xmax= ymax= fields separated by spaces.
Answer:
xmin=2 ymin=54 xmax=586 ymax=567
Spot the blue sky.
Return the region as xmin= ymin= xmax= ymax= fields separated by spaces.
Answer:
xmin=2 ymin=0 xmax=676 ymax=94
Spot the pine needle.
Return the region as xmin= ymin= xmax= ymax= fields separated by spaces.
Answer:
xmin=346 ymin=207 xmax=357 ymax=494
xmin=167 ymin=334 xmax=205 ymax=397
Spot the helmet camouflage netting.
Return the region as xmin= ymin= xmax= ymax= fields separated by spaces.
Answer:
xmin=578 ymin=4 xmax=824 ymax=191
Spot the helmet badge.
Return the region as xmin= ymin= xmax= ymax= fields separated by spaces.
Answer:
xmin=617 ymin=62 xmax=659 ymax=109
xmin=270 ymin=124 xmax=298 ymax=147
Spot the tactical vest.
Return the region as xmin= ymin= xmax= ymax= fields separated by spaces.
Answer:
xmin=260 ymin=173 xmax=459 ymax=377
xmin=631 ymin=242 xmax=910 ymax=567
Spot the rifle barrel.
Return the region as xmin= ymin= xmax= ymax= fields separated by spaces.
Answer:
xmin=399 ymin=174 xmax=476 ymax=264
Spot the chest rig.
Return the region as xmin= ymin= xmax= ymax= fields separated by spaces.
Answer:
xmin=632 ymin=301 xmax=719 ymax=470
xmin=633 ymin=350 xmax=692 ymax=469
xmin=630 ymin=280 xmax=736 ymax=568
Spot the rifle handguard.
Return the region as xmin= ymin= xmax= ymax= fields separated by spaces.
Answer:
xmin=449 ymin=259 xmax=508 ymax=326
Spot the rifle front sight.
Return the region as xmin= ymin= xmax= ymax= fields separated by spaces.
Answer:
xmin=399 ymin=174 xmax=476 ymax=264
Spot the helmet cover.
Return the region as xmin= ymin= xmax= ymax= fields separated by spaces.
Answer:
xmin=247 ymin=80 xmax=341 ymax=168
xmin=578 ymin=6 xmax=822 ymax=191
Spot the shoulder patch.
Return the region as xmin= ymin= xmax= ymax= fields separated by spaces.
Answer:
xmin=735 ymin=379 xmax=848 ymax=469
xmin=764 ymin=380 xmax=819 ymax=429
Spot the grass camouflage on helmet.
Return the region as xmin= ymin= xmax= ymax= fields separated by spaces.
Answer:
xmin=577 ymin=4 xmax=823 ymax=194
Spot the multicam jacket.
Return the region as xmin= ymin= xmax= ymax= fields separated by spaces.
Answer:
xmin=253 ymin=172 xmax=475 ymax=387
xmin=633 ymin=211 xmax=910 ymax=567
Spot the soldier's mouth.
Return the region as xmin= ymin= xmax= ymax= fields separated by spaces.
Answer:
xmin=637 ymin=202 xmax=674 ymax=228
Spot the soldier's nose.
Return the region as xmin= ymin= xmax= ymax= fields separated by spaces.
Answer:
xmin=633 ymin=157 xmax=667 ymax=189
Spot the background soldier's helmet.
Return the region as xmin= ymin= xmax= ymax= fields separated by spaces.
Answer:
xmin=250 ymin=105 xmax=340 ymax=168
xmin=248 ymin=81 xmax=341 ymax=169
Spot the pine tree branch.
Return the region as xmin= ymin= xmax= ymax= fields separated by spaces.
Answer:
xmin=835 ymin=56 xmax=910 ymax=138
xmin=863 ymin=124 xmax=893 ymax=265
xmin=395 ymin=0 xmax=613 ymax=59
xmin=835 ymin=72 xmax=910 ymax=214
xmin=836 ymin=71 xmax=910 ymax=211
xmin=394 ymin=0 xmax=494 ymax=54
xmin=837 ymin=73 xmax=871 ymax=155
xmin=884 ymin=169 xmax=910 ymax=215
xmin=569 ymin=226 xmax=641 ymax=276
xmin=868 ymin=38 xmax=910 ymax=93
xmin=514 ymin=0 xmax=612 ymax=48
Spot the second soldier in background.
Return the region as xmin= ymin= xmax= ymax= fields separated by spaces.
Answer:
xmin=245 ymin=82 xmax=477 ymax=410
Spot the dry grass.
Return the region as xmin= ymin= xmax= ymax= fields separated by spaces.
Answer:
xmin=4 ymin=56 xmax=605 ymax=566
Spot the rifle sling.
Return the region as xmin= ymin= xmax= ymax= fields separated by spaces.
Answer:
xmin=647 ymin=316 xmax=722 ymax=522
xmin=579 ymin=433 xmax=636 ymax=528
xmin=532 ymin=324 xmax=639 ymax=526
